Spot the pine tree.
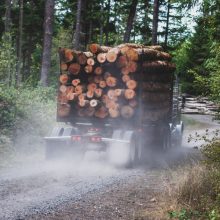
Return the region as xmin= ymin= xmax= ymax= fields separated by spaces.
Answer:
xmin=40 ymin=0 xmax=55 ymax=86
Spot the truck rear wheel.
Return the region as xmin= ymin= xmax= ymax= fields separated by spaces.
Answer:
xmin=108 ymin=130 xmax=138 ymax=168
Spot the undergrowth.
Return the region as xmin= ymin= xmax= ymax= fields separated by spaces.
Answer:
xmin=168 ymin=131 xmax=220 ymax=220
xmin=0 ymin=85 xmax=57 ymax=166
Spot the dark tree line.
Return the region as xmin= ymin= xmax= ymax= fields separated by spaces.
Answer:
xmin=0 ymin=0 xmax=202 ymax=87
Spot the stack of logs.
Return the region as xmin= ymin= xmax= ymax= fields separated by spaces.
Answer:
xmin=58 ymin=43 xmax=175 ymax=121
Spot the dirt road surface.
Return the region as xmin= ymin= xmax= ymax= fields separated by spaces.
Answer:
xmin=0 ymin=114 xmax=219 ymax=220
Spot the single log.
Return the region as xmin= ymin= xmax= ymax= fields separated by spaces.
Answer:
xmin=114 ymin=89 xmax=123 ymax=97
xmin=142 ymin=92 xmax=170 ymax=102
xmin=124 ymin=89 xmax=136 ymax=100
xmin=84 ymin=65 xmax=93 ymax=73
xmin=121 ymin=67 xmax=129 ymax=75
xmin=99 ymin=80 xmax=107 ymax=88
xmin=142 ymin=72 xmax=172 ymax=83
xmin=129 ymin=99 xmax=138 ymax=107
xmin=59 ymin=74 xmax=69 ymax=84
xmin=117 ymin=55 xmax=128 ymax=68
xmin=102 ymin=94 xmax=110 ymax=104
xmin=94 ymin=88 xmax=103 ymax=97
xmin=142 ymin=61 xmax=176 ymax=71
xmin=77 ymin=52 xmax=87 ymax=65
xmin=68 ymin=63 xmax=81 ymax=75
xmin=143 ymin=100 xmax=170 ymax=109
xmin=90 ymin=99 xmax=100 ymax=107
xmin=66 ymin=92 xmax=75 ymax=101
xmin=104 ymin=72 xmax=111 ymax=80
xmin=107 ymin=89 xmax=115 ymax=100
xmin=60 ymin=63 xmax=68 ymax=71
xmin=142 ymin=82 xmax=170 ymax=91
xmin=106 ymin=76 xmax=117 ymax=87
xmin=89 ymin=44 xmax=111 ymax=54
xmin=95 ymin=106 xmax=108 ymax=118
xmin=86 ymin=90 xmax=94 ymax=99
xmin=106 ymin=49 xmax=118 ymax=63
xmin=109 ymin=108 xmax=120 ymax=118
xmin=78 ymin=93 xmax=85 ymax=101
xmin=94 ymin=75 xmax=102 ymax=83
xmin=136 ymin=48 xmax=172 ymax=61
xmin=94 ymin=66 xmax=103 ymax=75
xmin=64 ymin=49 xmax=74 ymax=62
xmin=87 ymin=83 xmax=97 ymax=91
xmin=79 ymin=99 xmax=89 ymax=107
xmin=84 ymin=51 xmax=93 ymax=58
xmin=143 ymin=108 xmax=169 ymax=121
xmin=57 ymin=92 xmax=68 ymax=103
xmin=126 ymin=80 xmax=137 ymax=90
xmin=87 ymin=57 xmax=95 ymax=66
xmin=59 ymin=85 xmax=67 ymax=93
xmin=128 ymin=61 xmax=137 ymax=73
xmin=57 ymin=103 xmax=71 ymax=117
xmin=124 ymin=48 xmax=138 ymax=61
xmin=122 ymin=75 xmax=130 ymax=83
xmin=66 ymin=86 xmax=75 ymax=93
xmin=121 ymin=105 xmax=134 ymax=119
xmin=75 ymin=85 xmax=85 ymax=95
xmin=97 ymin=53 xmax=107 ymax=63
xmin=72 ymin=79 xmax=80 ymax=87
xmin=118 ymin=43 xmax=163 ymax=51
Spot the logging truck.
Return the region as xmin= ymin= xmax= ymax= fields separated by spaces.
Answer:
xmin=45 ymin=43 xmax=183 ymax=167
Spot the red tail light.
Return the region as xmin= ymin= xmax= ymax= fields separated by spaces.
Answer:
xmin=71 ymin=135 xmax=81 ymax=141
xmin=90 ymin=136 xmax=102 ymax=142
xmin=88 ymin=127 xmax=100 ymax=132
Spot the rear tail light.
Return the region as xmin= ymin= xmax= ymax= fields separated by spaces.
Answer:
xmin=71 ymin=135 xmax=81 ymax=141
xmin=88 ymin=127 xmax=100 ymax=132
xmin=90 ymin=136 xmax=102 ymax=142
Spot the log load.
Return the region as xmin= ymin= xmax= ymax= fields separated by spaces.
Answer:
xmin=57 ymin=44 xmax=175 ymax=122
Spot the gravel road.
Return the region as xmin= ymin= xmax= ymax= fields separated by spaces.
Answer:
xmin=0 ymin=114 xmax=219 ymax=220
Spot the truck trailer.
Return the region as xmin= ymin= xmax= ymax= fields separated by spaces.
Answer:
xmin=45 ymin=43 xmax=183 ymax=167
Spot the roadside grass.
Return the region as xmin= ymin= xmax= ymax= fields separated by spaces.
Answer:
xmin=139 ymin=138 xmax=220 ymax=220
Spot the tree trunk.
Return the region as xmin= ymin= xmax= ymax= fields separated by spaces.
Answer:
xmin=15 ymin=0 xmax=24 ymax=87
xmin=88 ymin=19 xmax=93 ymax=44
xmin=40 ymin=0 xmax=55 ymax=87
xmin=152 ymin=0 xmax=159 ymax=45
xmin=143 ymin=0 xmax=149 ymax=43
xmin=105 ymin=0 xmax=111 ymax=45
xmin=123 ymin=0 xmax=138 ymax=43
xmin=99 ymin=2 xmax=104 ymax=45
xmin=4 ymin=0 xmax=11 ymax=33
xmin=74 ymin=0 xmax=82 ymax=50
xmin=164 ymin=0 xmax=171 ymax=48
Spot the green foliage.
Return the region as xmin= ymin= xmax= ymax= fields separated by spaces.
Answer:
xmin=177 ymin=129 xmax=220 ymax=219
xmin=168 ymin=208 xmax=201 ymax=219
xmin=0 ymin=85 xmax=56 ymax=137
xmin=0 ymin=86 xmax=21 ymax=135
xmin=0 ymin=33 xmax=16 ymax=86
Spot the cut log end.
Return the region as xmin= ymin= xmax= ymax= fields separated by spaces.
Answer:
xmin=68 ymin=63 xmax=81 ymax=75
xmin=121 ymin=105 xmax=134 ymax=118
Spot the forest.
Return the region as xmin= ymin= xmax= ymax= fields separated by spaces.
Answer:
xmin=1 ymin=0 xmax=219 ymax=132
xmin=0 ymin=0 xmax=220 ymax=219
xmin=0 ymin=0 xmax=219 ymax=97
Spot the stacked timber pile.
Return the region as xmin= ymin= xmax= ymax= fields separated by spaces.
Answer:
xmin=57 ymin=43 xmax=175 ymax=121
xmin=181 ymin=96 xmax=220 ymax=115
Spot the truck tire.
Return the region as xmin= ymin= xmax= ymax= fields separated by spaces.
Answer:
xmin=108 ymin=130 xmax=138 ymax=168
